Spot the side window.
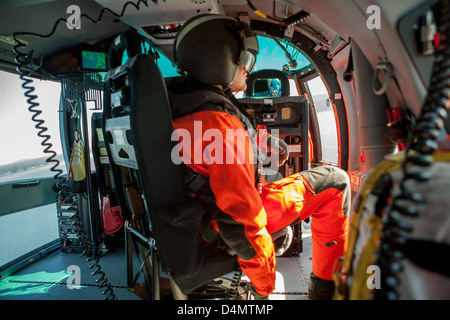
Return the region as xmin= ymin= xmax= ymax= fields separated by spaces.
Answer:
xmin=155 ymin=49 xmax=179 ymax=78
xmin=305 ymin=76 xmax=338 ymax=165
xmin=0 ymin=71 xmax=66 ymax=183
xmin=0 ymin=71 xmax=62 ymax=268
xmin=289 ymin=79 xmax=299 ymax=96
xmin=142 ymin=42 xmax=179 ymax=78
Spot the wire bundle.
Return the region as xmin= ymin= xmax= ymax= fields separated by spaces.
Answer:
xmin=10 ymin=0 xmax=156 ymax=301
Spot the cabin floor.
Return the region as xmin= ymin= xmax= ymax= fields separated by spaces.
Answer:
xmin=0 ymin=221 xmax=312 ymax=300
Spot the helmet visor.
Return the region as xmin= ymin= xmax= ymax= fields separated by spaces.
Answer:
xmin=242 ymin=51 xmax=256 ymax=74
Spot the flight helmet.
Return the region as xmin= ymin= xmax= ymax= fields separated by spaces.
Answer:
xmin=174 ymin=14 xmax=259 ymax=86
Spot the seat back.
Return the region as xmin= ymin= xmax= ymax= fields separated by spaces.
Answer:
xmin=242 ymin=68 xmax=310 ymax=172
xmin=245 ymin=69 xmax=290 ymax=98
xmin=102 ymin=30 xmax=236 ymax=294
xmin=240 ymin=69 xmax=310 ymax=256
xmin=238 ymin=95 xmax=310 ymax=174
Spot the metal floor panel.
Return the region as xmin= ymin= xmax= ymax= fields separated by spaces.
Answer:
xmin=0 ymin=224 xmax=313 ymax=300
xmin=0 ymin=246 xmax=140 ymax=300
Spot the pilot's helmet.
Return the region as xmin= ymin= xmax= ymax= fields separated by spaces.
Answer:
xmin=174 ymin=14 xmax=259 ymax=86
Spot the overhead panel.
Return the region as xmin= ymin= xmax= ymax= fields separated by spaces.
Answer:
xmin=95 ymin=0 xmax=225 ymax=43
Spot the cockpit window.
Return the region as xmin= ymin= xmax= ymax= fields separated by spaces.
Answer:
xmin=143 ymin=42 xmax=179 ymax=78
xmin=154 ymin=48 xmax=179 ymax=78
xmin=0 ymin=71 xmax=65 ymax=183
xmin=253 ymin=35 xmax=312 ymax=74
xmin=149 ymin=34 xmax=312 ymax=78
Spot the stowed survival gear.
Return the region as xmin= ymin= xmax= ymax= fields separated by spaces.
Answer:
xmin=334 ymin=1 xmax=450 ymax=298
xmin=334 ymin=151 xmax=450 ymax=300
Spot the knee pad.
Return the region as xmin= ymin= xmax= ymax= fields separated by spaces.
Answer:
xmin=300 ymin=166 xmax=350 ymax=194
xmin=300 ymin=166 xmax=351 ymax=216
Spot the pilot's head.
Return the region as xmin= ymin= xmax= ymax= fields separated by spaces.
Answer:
xmin=174 ymin=14 xmax=259 ymax=88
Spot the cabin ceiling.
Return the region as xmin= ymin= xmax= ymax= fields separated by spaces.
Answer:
xmin=0 ymin=0 xmax=341 ymax=77
xmin=0 ymin=0 xmax=437 ymax=96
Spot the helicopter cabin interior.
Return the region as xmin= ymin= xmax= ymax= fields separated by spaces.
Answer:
xmin=0 ymin=0 xmax=449 ymax=302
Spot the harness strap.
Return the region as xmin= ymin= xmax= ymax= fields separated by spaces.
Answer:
xmin=169 ymin=79 xmax=263 ymax=246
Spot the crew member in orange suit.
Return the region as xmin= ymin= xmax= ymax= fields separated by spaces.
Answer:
xmin=169 ymin=14 xmax=350 ymax=300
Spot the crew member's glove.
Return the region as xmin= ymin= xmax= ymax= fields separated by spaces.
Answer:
xmin=267 ymin=136 xmax=289 ymax=166
xmin=249 ymin=284 xmax=269 ymax=300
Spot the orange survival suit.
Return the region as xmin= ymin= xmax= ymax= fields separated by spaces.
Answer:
xmin=168 ymin=77 xmax=350 ymax=297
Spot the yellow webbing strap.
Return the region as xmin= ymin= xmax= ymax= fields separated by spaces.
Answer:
xmin=69 ymin=139 xmax=86 ymax=182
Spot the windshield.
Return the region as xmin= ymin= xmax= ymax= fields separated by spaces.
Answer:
xmin=152 ymin=48 xmax=179 ymax=78
xmin=153 ymin=34 xmax=312 ymax=78
xmin=253 ymin=35 xmax=311 ymax=74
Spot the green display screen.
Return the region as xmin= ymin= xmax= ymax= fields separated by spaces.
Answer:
xmin=81 ymin=51 xmax=108 ymax=71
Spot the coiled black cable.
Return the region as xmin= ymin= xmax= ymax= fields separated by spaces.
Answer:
xmin=20 ymin=75 xmax=64 ymax=179
xmin=69 ymin=198 xmax=117 ymax=300
xmin=11 ymin=0 xmax=154 ymax=300
xmin=374 ymin=0 xmax=450 ymax=300
xmin=86 ymin=245 xmax=116 ymax=299
xmin=226 ymin=265 xmax=244 ymax=300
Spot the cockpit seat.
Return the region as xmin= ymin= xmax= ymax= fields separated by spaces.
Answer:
xmin=239 ymin=68 xmax=310 ymax=256
xmin=102 ymin=30 xmax=239 ymax=298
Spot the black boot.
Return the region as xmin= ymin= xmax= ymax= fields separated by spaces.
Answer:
xmin=308 ymin=272 xmax=335 ymax=300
